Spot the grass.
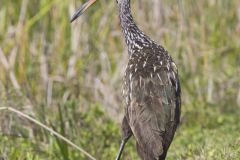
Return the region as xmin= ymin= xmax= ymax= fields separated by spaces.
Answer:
xmin=0 ymin=0 xmax=240 ymax=159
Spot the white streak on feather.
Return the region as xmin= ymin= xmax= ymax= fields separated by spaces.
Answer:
xmin=167 ymin=73 xmax=171 ymax=84
xmin=154 ymin=66 xmax=157 ymax=72
xmin=157 ymin=73 xmax=163 ymax=84
xmin=130 ymin=81 xmax=133 ymax=91
xmin=171 ymin=71 xmax=176 ymax=80
xmin=143 ymin=61 xmax=147 ymax=68
xmin=139 ymin=76 xmax=142 ymax=88
xmin=130 ymin=73 xmax=133 ymax=80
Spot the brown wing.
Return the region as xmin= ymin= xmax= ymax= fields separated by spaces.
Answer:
xmin=125 ymin=62 xmax=181 ymax=159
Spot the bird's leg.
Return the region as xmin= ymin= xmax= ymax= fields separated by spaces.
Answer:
xmin=115 ymin=116 xmax=132 ymax=160
xmin=115 ymin=139 xmax=127 ymax=160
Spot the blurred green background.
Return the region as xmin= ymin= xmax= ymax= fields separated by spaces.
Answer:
xmin=0 ymin=0 xmax=240 ymax=159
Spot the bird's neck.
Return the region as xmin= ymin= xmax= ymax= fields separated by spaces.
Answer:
xmin=118 ymin=0 xmax=152 ymax=55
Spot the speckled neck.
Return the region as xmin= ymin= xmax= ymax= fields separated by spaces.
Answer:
xmin=118 ymin=0 xmax=152 ymax=55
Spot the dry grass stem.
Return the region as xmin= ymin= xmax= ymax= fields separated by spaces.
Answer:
xmin=0 ymin=106 xmax=97 ymax=160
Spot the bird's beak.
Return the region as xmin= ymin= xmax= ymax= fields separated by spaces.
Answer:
xmin=70 ymin=0 xmax=97 ymax=23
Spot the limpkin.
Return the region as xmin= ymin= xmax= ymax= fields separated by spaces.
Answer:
xmin=71 ymin=0 xmax=181 ymax=159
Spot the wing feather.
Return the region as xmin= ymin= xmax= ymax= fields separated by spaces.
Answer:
xmin=125 ymin=62 xmax=180 ymax=159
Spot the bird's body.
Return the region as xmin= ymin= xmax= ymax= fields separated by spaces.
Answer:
xmin=70 ymin=0 xmax=181 ymax=159
xmin=117 ymin=0 xmax=181 ymax=159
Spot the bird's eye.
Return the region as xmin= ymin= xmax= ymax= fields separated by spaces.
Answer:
xmin=116 ymin=0 xmax=118 ymax=4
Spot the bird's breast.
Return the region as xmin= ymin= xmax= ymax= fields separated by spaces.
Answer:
xmin=122 ymin=52 xmax=179 ymax=107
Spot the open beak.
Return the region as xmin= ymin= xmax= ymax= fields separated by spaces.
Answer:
xmin=70 ymin=0 xmax=97 ymax=23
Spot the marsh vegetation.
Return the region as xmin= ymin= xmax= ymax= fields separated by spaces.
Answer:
xmin=0 ymin=0 xmax=240 ymax=159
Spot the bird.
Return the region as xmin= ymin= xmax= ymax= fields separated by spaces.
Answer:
xmin=70 ymin=0 xmax=181 ymax=160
